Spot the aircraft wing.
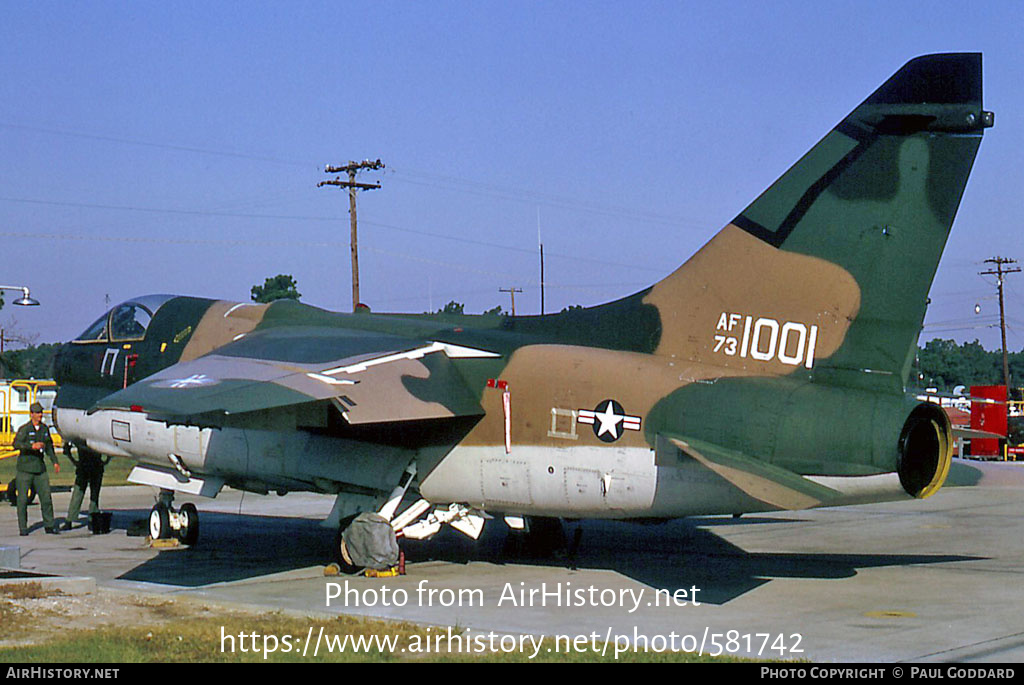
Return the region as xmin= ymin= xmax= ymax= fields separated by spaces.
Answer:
xmin=666 ymin=435 xmax=843 ymax=510
xmin=89 ymin=326 xmax=498 ymax=425
xmin=952 ymin=427 xmax=1005 ymax=440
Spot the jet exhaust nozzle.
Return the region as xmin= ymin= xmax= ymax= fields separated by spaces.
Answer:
xmin=897 ymin=403 xmax=953 ymax=499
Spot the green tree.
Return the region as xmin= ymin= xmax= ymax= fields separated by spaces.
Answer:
xmin=251 ymin=275 xmax=301 ymax=303
xmin=916 ymin=338 xmax=1001 ymax=390
xmin=482 ymin=305 xmax=504 ymax=316
xmin=0 ymin=342 xmax=61 ymax=379
xmin=434 ymin=301 xmax=464 ymax=315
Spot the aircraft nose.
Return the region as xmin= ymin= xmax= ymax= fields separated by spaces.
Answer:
xmin=52 ymin=343 xmax=73 ymax=385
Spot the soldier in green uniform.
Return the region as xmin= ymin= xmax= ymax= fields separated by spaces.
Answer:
xmin=14 ymin=402 xmax=60 ymax=535
xmin=62 ymin=443 xmax=109 ymax=530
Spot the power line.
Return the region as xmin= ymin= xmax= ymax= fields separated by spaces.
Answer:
xmin=2 ymin=121 xmax=716 ymax=230
xmin=389 ymin=168 xmax=713 ymax=230
xmin=0 ymin=228 xmax=653 ymax=302
xmin=0 ymin=195 xmax=673 ymax=273
xmin=0 ymin=121 xmax=312 ymax=168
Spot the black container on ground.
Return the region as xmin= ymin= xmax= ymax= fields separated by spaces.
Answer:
xmin=89 ymin=511 xmax=112 ymax=534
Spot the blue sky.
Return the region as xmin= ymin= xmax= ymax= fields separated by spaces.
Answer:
xmin=2 ymin=1 xmax=1022 ymax=350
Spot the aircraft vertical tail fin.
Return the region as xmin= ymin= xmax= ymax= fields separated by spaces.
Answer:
xmin=644 ymin=53 xmax=991 ymax=391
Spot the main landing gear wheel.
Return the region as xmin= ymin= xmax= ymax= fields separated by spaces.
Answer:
xmin=179 ymin=502 xmax=199 ymax=546
xmin=505 ymin=516 xmax=567 ymax=559
xmin=335 ymin=512 xmax=399 ymax=574
xmin=334 ymin=527 xmax=362 ymax=575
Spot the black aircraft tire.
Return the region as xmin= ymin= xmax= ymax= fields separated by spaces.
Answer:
xmin=333 ymin=526 xmax=363 ymax=575
xmin=179 ymin=503 xmax=199 ymax=546
xmin=149 ymin=504 xmax=171 ymax=539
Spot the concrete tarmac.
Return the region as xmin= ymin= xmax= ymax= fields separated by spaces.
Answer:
xmin=2 ymin=458 xmax=1023 ymax=663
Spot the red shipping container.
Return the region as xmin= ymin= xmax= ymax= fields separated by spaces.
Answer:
xmin=970 ymin=385 xmax=1007 ymax=457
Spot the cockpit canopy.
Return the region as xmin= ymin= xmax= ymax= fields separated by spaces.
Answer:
xmin=73 ymin=294 xmax=176 ymax=343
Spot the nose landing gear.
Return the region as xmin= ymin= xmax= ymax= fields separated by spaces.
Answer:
xmin=149 ymin=491 xmax=200 ymax=546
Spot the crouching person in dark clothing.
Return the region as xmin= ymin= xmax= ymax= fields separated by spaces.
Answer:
xmin=63 ymin=443 xmax=109 ymax=530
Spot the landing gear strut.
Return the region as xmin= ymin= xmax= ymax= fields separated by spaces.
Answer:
xmin=149 ymin=490 xmax=200 ymax=546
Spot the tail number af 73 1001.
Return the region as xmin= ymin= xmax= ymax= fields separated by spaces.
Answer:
xmin=714 ymin=312 xmax=819 ymax=368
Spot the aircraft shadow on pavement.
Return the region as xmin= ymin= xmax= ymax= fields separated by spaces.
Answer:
xmin=113 ymin=509 xmax=983 ymax=602
xmin=402 ymin=517 xmax=983 ymax=605
xmin=114 ymin=509 xmax=333 ymax=587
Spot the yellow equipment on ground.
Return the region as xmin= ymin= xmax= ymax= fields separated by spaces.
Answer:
xmin=0 ymin=379 xmax=62 ymax=456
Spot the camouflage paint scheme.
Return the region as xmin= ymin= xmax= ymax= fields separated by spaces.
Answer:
xmin=53 ymin=54 xmax=990 ymax=528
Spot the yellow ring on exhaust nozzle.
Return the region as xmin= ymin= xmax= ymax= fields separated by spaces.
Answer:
xmin=917 ymin=416 xmax=953 ymax=499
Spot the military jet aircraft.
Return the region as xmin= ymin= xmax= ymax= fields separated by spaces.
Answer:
xmin=53 ymin=53 xmax=992 ymax=567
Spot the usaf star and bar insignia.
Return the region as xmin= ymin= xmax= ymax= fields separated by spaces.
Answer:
xmin=577 ymin=399 xmax=642 ymax=442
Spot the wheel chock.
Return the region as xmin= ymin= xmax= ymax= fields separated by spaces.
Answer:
xmin=147 ymin=536 xmax=181 ymax=548
xmin=363 ymin=566 xmax=401 ymax=578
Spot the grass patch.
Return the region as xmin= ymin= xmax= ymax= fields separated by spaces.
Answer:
xmin=0 ymin=454 xmax=137 ymax=489
xmin=126 ymin=598 xmax=204 ymax=621
xmin=0 ymin=584 xmax=65 ymax=636
xmin=0 ymin=611 xmax=750 ymax=663
xmin=0 ymin=600 xmax=28 ymax=628
xmin=0 ymin=582 xmax=62 ymax=600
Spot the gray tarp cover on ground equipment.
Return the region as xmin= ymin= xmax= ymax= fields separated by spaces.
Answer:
xmin=342 ymin=512 xmax=400 ymax=569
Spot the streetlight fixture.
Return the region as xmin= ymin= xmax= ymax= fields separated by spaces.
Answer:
xmin=0 ymin=285 xmax=40 ymax=306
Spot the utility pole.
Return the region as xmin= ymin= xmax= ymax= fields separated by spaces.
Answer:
xmin=980 ymin=257 xmax=1021 ymax=396
xmin=539 ymin=243 xmax=545 ymax=315
xmin=499 ymin=287 xmax=523 ymax=317
xmin=537 ymin=208 xmax=545 ymax=315
xmin=318 ymin=159 xmax=385 ymax=312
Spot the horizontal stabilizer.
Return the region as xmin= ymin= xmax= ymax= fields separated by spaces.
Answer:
xmin=953 ymin=427 xmax=1005 ymax=441
xmin=666 ymin=435 xmax=842 ymax=510
xmin=913 ymin=391 xmax=1005 ymax=405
